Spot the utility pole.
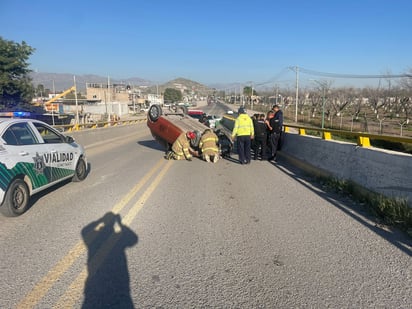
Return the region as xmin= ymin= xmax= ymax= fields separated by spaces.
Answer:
xmin=295 ymin=66 xmax=299 ymax=122
xmin=74 ymin=76 xmax=79 ymax=125
xmin=107 ymin=75 xmax=111 ymax=121
xmin=321 ymin=87 xmax=325 ymax=129
xmin=52 ymin=80 xmax=55 ymax=126
xmin=234 ymin=87 xmax=236 ymax=104
xmin=251 ymin=82 xmax=254 ymax=111
xmin=241 ymin=85 xmax=244 ymax=106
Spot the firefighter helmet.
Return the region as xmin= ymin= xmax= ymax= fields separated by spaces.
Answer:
xmin=186 ymin=131 xmax=196 ymax=139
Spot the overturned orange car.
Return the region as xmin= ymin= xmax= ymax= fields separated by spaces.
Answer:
xmin=146 ymin=104 xmax=209 ymax=150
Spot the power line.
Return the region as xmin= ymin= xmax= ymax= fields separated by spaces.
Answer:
xmin=289 ymin=66 xmax=412 ymax=79
xmin=251 ymin=67 xmax=291 ymax=87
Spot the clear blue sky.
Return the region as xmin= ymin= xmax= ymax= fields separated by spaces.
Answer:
xmin=1 ymin=0 xmax=411 ymax=88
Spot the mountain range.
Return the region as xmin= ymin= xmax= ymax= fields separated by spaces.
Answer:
xmin=30 ymin=72 xmax=220 ymax=95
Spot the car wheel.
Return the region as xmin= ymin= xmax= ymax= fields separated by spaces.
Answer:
xmin=0 ymin=179 xmax=30 ymax=217
xmin=148 ymin=105 xmax=162 ymax=122
xmin=72 ymin=157 xmax=87 ymax=182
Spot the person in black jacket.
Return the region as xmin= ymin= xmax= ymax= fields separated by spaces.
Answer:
xmin=199 ymin=114 xmax=210 ymax=127
xmin=252 ymin=114 xmax=268 ymax=160
xmin=267 ymin=105 xmax=283 ymax=161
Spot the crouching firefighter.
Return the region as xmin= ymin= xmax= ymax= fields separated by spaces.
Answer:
xmin=199 ymin=128 xmax=219 ymax=163
xmin=165 ymin=131 xmax=198 ymax=161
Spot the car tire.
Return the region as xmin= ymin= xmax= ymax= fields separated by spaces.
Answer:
xmin=72 ymin=157 xmax=87 ymax=182
xmin=148 ymin=104 xmax=162 ymax=122
xmin=0 ymin=179 xmax=30 ymax=217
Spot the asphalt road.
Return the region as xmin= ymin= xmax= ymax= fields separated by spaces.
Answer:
xmin=0 ymin=117 xmax=411 ymax=308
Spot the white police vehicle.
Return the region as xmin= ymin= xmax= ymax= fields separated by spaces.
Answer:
xmin=0 ymin=118 xmax=87 ymax=216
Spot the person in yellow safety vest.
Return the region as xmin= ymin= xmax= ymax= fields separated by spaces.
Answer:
xmin=199 ymin=128 xmax=220 ymax=163
xmin=231 ymin=107 xmax=254 ymax=164
xmin=166 ymin=131 xmax=197 ymax=160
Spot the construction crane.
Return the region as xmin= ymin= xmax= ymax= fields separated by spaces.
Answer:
xmin=44 ymin=86 xmax=76 ymax=110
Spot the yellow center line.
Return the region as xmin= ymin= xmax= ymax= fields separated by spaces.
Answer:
xmin=53 ymin=160 xmax=174 ymax=308
xmin=15 ymin=158 xmax=167 ymax=309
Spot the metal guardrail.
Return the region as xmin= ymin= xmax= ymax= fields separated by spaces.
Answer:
xmin=221 ymin=114 xmax=412 ymax=148
xmin=54 ymin=118 xmax=146 ymax=132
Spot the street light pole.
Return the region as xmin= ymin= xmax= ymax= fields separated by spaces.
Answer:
xmin=295 ymin=66 xmax=299 ymax=122
xmin=251 ymin=82 xmax=254 ymax=111
xmin=310 ymin=79 xmax=328 ymax=129
xmin=73 ymin=76 xmax=79 ymax=125
xmin=321 ymin=87 xmax=325 ymax=129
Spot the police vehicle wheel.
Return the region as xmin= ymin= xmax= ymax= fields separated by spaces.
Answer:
xmin=1 ymin=179 xmax=30 ymax=217
xmin=73 ymin=157 xmax=87 ymax=182
xmin=148 ymin=104 xmax=162 ymax=122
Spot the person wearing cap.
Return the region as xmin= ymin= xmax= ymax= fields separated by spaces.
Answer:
xmin=165 ymin=131 xmax=197 ymax=160
xmin=231 ymin=107 xmax=254 ymax=164
xmin=199 ymin=128 xmax=220 ymax=163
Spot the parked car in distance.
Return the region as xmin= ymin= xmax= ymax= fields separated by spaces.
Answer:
xmin=187 ymin=109 xmax=206 ymax=120
xmin=0 ymin=118 xmax=88 ymax=216
xmin=188 ymin=109 xmax=212 ymax=126
xmin=207 ymin=115 xmax=222 ymax=128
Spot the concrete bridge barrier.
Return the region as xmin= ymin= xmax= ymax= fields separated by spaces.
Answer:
xmin=281 ymin=132 xmax=412 ymax=206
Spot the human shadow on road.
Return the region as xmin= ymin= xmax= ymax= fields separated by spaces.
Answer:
xmin=272 ymin=157 xmax=412 ymax=257
xmin=137 ymin=139 xmax=167 ymax=152
xmin=81 ymin=212 xmax=138 ymax=308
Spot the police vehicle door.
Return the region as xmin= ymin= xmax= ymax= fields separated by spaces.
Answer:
xmin=31 ymin=122 xmax=76 ymax=182
xmin=1 ymin=122 xmax=53 ymax=189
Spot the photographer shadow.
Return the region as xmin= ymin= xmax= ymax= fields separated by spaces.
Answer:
xmin=81 ymin=212 xmax=138 ymax=308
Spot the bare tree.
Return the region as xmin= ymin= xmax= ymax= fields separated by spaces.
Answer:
xmin=310 ymin=80 xmax=333 ymax=127
xmin=347 ymin=95 xmax=363 ymax=132
xmin=396 ymin=96 xmax=410 ymax=136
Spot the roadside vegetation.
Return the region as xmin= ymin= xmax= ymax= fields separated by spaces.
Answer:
xmin=0 ymin=37 xmax=35 ymax=110
xmin=163 ymin=87 xmax=183 ymax=103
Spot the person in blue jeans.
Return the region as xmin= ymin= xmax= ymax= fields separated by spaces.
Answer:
xmin=231 ymin=107 xmax=254 ymax=164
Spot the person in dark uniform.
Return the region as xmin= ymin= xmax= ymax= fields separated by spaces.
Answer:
xmin=252 ymin=114 xmax=268 ymax=160
xmin=199 ymin=114 xmax=210 ymax=127
xmin=267 ymin=105 xmax=283 ymax=162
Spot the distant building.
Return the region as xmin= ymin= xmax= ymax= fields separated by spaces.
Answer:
xmin=85 ymin=82 xmax=163 ymax=115
xmin=86 ymin=82 xmax=130 ymax=103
